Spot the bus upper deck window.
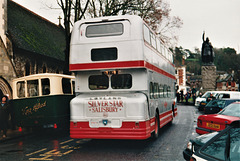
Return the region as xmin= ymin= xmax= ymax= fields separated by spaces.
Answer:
xmin=86 ymin=23 xmax=123 ymax=37
xmin=62 ymin=78 xmax=72 ymax=94
xmin=17 ymin=81 xmax=25 ymax=98
xmin=89 ymin=75 xmax=109 ymax=90
xmin=42 ymin=78 xmax=50 ymax=95
xmin=91 ymin=47 xmax=117 ymax=61
xmin=27 ymin=80 xmax=39 ymax=97
xmin=111 ymin=74 xmax=132 ymax=89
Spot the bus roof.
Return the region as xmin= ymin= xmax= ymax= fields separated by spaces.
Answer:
xmin=12 ymin=73 xmax=75 ymax=82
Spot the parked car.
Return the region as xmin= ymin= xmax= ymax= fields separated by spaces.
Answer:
xmin=204 ymin=98 xmax=240 ymax=114
xmin=195 ymin=91 xmax=240 ymax=108
xmin=195 ymin=91 xmax=217 ymax=107
xmin=183 ymin=131 xmax=219 ymax=160
xmin=196 ymin=102 xmax=240 ymax=135
xmin=215 ymin=91 xmax=240 ymax=99
xmin=186 ymin=120 xmax=240 ymax=161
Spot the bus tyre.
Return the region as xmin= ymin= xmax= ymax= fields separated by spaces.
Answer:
xmin=152 ymin=113 xmax=160 ymax=139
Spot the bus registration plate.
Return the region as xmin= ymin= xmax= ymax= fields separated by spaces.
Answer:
xmin=206 ymin=123 xmax=220 ymax=129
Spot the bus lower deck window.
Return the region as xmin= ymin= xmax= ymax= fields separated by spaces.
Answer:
xmin=89 ymin=75 xmax=109 ymax=90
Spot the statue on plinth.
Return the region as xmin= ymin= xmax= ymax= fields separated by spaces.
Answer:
xmin=201 ymin=32 xmax=214 ymax=65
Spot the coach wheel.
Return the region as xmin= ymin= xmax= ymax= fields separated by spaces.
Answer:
xmin=152 ymin=113 xmax=160 ymax=139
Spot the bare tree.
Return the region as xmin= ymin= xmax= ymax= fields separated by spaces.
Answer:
xmin=56 ymin=0 xmax=90 ymax=73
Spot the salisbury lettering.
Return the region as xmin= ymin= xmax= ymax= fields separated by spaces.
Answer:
xmin=88 ymin=100 xmax=123 ymax=113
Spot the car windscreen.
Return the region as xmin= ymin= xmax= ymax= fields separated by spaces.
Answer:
xmin=218 ymin=103 xmax=240 ymax=117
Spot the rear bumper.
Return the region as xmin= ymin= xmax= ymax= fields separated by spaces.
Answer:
xmin=183 ymin=148 xmax=193 ymax=161
xmin=70 ymin=121 xmax=152 ymax=140
xmin=196 ymin=127 xmax=215 ymax=135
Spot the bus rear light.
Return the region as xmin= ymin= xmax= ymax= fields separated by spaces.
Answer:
xmin=135 ymin=122 xmax=140 ymax=129
xmin=73 ymin=122 xmax=78 ymax=127
xmin=18 ymin=127 xmax=22 ymax=132
xmin=54 ymin=124 xmax=57 ymax=129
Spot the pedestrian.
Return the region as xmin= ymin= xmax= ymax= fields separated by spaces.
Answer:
xmin=180 ymin=90 xmax=184 ymax=102
xmin=176 ymin=91 xmax=180 ymax=103
xmin=192 ymin=86 xmax=197 ymax=105
xmin=0 ymin=95 xmax=10 ymax=138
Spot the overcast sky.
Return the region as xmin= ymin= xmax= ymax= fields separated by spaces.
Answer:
xmin=12 ymin=0 xmax=240 ymax=53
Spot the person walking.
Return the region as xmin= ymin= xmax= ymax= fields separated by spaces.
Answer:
xmin=0 ymin=95 xmax=10 ymax=138
xmin=192 ymin=86 xmax=197 ymax=105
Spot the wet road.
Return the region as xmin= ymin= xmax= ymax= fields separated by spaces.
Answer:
xmin=0 ymin=104 xmax=202 ymax=161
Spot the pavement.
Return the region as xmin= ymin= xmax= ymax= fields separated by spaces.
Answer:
xmin=0 ymin=128 xmax=31 ymax=143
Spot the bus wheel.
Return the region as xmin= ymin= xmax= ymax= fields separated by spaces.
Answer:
xmin=152 ymin=113 xmax=160 ymax=139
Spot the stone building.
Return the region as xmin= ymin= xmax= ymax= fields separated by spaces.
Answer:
xmin=216 ymin=71 xmax=238 ymax=91
xmin=0 ymin=0 xmax=66 ymax=99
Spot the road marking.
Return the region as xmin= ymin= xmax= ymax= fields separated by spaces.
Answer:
xmin=26 ymin=148 xmax=47 ymax=156
xmin=60 ymin=139 xmax=74 ymax=145
xmin=29 ymin=155 xmax=53 ymax=161
xmin=63 ymin=150 xmax=73 ymax=155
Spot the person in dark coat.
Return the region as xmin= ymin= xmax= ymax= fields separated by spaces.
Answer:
xmin=0 ymin=96 xmax=9 ymax=138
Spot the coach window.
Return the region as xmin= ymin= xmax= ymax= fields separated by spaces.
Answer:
xmin=143 ymin=25 xmax=150 ymax=44
xmin=111 ymin=74 xmax=132 ymax=89
xmin=42 ymin=78 xmax=50 ymax=95
xmin=89 ymin=75 xmax=109 ymax=90
xmin=167 ymin=86 xmax=171 ymax=97
xmin=154 ymin=83 xmax=159 ymax=98
xmin=150 ymin=82 xmax=154 ymax=99
xmin=159 ymin=84 xmax=164 ymax=98
xmin=27 ymin=80 xmax=39 ymax=97
xmin=17 ymin=81 xmax=25 ymax=98
xmin=150 ymin=32 xmax=156 ymax=49
xmin=62 ymin=78 xmax=72 ymax=94
xmin=156 ymin=39 xmax=161 ymax=53
xmin=163 ymin=85 xmax=168 ymax=97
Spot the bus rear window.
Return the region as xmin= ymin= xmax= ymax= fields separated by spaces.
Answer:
xmin=17 ymin=81 xmax=25 ymax=98
xmin=27 ymin=80 xmax=39 ymax=97
xmin=89 ymin=75 xmax=109 ymax=90
xmin=86 ymin=23 xmax=123 ymax=37
xmin=62 ymin=78 xmax=72 ymax=94
xmin=91 ymin=47 xmax=117 ymax=61
xmin=111 ymin=74 xmax=132 ymax=89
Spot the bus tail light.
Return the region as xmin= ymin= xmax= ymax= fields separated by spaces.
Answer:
xmin=135 ymin=122 xmax=140 ymax=129
xmin=54 ymin=124 xmax=57 ymax=129
xmin=18 ymin=127 xmax=22 ymax=132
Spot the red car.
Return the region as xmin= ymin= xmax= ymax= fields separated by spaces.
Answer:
xmin=196 ymin=102 xmax=240 ymax=135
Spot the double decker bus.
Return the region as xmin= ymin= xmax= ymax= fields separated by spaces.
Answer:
xmin=69 ymin=15 xmax=177 ymax=140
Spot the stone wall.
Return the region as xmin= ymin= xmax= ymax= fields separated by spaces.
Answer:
xmin=201 ymin=65 xmax=217 ymax=92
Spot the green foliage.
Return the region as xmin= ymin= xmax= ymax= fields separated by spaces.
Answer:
xmin=173 ymin=47 xmax=240 ymax=78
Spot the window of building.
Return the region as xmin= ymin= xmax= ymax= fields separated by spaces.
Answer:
xmin=111 ymin=74 xmax=132 ymax=89
xmin=86 ymin=23 xmax=123 ymax=37
xmin=27 ymin=80 xmax=39 ymax=97
xmin=25 ymin=62 xmax=30 ymax=76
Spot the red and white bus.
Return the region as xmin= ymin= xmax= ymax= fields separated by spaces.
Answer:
xmin=69 ymin=15 xmax=177 ymax=140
